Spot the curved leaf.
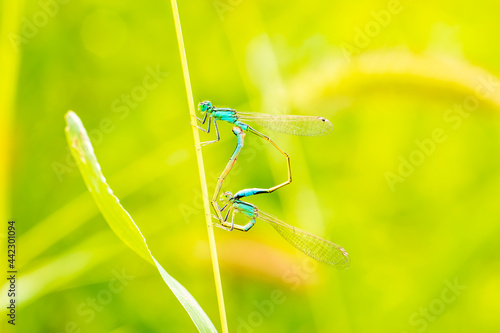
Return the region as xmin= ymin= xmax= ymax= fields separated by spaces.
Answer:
xmin=64 ymin=111 xmax=217 ymax=333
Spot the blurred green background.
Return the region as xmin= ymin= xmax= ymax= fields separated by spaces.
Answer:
xmin=1 ymin=0 xmax=500 ymax=332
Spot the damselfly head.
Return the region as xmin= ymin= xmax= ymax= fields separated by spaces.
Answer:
xmin=220 ymin=191 xmax=233 ymax=204
xmin=198 ymin=101 xmax=212 ymax=113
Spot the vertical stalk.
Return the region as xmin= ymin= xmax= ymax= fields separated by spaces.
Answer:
xmin=168 ymin=1 xmax=229 ymax=332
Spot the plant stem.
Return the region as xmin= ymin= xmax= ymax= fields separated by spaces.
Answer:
xmin=168 ymin=1 xmax=229 ymax=332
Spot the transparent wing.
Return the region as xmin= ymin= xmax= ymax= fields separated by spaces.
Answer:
xmin=236 ymin=112 xmax=333 ymax=136
xmin=257 ymin=210 xmax=350 ymax=269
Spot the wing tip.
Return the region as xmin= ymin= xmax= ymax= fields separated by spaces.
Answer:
xmin=317 ymin=117 xmax=334 ymax=135
xmin=332 ymin=247 xmax=351 ymax=270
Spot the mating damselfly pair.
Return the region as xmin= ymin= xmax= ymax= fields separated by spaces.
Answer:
xmin=197 ymin=101 xmax=350 ymax=269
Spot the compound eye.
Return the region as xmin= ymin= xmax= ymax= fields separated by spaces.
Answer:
xmin=220 ymin=191 xmax=233 ymax=202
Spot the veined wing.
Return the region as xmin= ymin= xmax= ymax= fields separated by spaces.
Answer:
xmin=237 ymin=112 xmax=333 ymax=136
xmin=257 ymin=210 xmax=350 ymax=269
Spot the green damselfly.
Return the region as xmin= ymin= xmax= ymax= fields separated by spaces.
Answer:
xmin=197 ymin=101 xmax=334 ymax=142
xmin=197 ymin=101 xmax=333 ymax=199
xmin=215 ymin=190 xmax=350 ymax=269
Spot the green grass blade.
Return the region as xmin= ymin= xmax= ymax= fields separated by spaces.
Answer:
xmin=168 ymin=0 xmax=228 ymax=331
xmin=64 ymin=111 xmax=217 ymax=333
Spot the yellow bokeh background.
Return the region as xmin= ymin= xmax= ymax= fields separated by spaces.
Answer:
xmin=1 ymin=0 xmax=500 ymax=332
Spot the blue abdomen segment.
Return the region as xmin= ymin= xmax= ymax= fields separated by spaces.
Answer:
xmin=234 ymin=121 xmax=249 ymax=131
xmin=234 ymin=188 xmax=267 ymax=199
